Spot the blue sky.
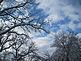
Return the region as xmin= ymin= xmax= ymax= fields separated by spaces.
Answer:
xmin=0 ymin=0 xmax=81 ymax=56
xmin=31 ymin=0 xmax=81 ymax=54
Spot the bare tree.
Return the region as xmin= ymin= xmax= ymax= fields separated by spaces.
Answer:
xmin=0 ymin=32 xmax=44 ymax=61
xmin=51 ymin=31 xmax=81 ymax=61
xmin=0 ymin=0 xmax=48 ymax=61
xmin=0 ymin=0 xmax=48 ymax=52
xmin=0 ymin=0 xmax=3 ymax=4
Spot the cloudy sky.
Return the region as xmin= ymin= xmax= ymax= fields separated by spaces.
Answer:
xmin=31 ymin=0 xmax=81 ymax=54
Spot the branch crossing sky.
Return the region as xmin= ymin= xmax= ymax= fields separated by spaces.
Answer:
xmin=32 ymin=0 xmax=81 ymax=54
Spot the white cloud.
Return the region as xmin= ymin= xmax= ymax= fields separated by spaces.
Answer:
xmin=37 ymin=0 xmax=81 ymax=23
xmin=59 ymin=21 xmax=81 ymax=31
xmin=68 ymin=21 xmax=77 ymax=30
xmin=77 ymin=33 xmax=81 ymax=38
xmin=62 ymin=5 xmax=81 ymax=21
xmin=33 ymin=37 xmax=49 ymax=47
xmin=37 ymin=0 xmax=64 ymax=22
xmin=32 ymin=31 xmax=56 ymax=53
xmin=35 ymin=0 xmax=81 ymax=53
xmin=35 ymin=0 xmax=81 ymax=50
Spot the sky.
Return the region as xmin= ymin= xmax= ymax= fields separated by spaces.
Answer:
xmin=0 ymin=0 xmax=81 ymax=57
xmin=31 ymin=0 xmax=81 ymax=54
xmin=0 ymin=0 xmax=81 ymax=55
